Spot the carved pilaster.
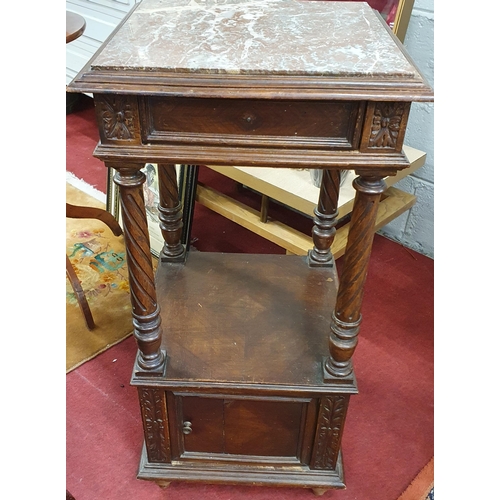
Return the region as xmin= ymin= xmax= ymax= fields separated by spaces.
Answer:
xmin=308 ymin=169 xmax=341 ymax=267
xmin=310 ymin=395 xmax=349 ymax=470
xmin=158 ymin=164 xmax=186 ymax=262
xmin=325 ymin=175 xmax=386 ymax=379
xmin=138 ymin=388 xmax=171 ymax=463
xmin=111 ymin=163 xmax=166 ymax=375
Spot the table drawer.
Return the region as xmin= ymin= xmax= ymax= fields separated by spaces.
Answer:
xmin=141 ymin=96 xmax=364 ymax=150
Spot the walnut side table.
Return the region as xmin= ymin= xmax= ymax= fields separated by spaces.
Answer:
xmin=68 ymin=0 xmax=433 ymax=494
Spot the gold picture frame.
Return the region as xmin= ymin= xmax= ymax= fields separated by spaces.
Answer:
xmin=358 ymin=0 xmax=415 ymax=42
xmin=392 ymin=0 xmax=415 ymax=42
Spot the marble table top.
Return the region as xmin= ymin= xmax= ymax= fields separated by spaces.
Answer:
xmin=92 ymin=0 xmax=419 ymax=78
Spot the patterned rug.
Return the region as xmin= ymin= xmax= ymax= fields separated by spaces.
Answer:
xmin=66 ymin=182 xmax=134 ymax=372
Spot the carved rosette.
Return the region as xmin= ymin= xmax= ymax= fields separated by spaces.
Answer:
xmin=95 ymin=94 xmax=139 ymax=143
xmin=362 ymin=102 xmax=410 ymax=151
xmin=138 ymin=388 xmax=171 ymax=463
xmin=311 ymin=395 xmax=349 ymax=470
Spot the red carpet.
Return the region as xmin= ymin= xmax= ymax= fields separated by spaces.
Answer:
xmin=66 ymin=95 xmax=433 ymax=499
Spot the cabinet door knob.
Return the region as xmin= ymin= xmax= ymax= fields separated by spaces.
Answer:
xmin=182 ymin=421 xmax=192 ymax=435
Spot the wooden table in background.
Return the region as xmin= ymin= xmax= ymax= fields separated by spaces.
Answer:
xmin=200 ymin=144 xmax=425 ymax=259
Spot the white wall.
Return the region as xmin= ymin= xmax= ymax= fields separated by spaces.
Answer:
xmin=378 ymin=0 xmax=434 ymax=258
xmin=66 ymin=0 xmax=140 ymax=84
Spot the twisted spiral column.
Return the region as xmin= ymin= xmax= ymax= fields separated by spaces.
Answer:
xmin=324 ymin=175 xmax=386 ymax=379
xmin=308 ymin=169 xmax=341 ymax=268
xmin=112 ymin=164 xmax=166 ymax=374
xmin=158 ymin=164 xmax=185 ymax=262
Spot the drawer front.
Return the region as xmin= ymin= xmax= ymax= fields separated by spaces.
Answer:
xmin=169 ymin=393 xmax=317 ymax=464
xmin=141 ymin=96 xmax=364 ymax=150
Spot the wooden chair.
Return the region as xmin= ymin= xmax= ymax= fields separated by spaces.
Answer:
xmin=66 ymin=203 xmax=123 ymax=330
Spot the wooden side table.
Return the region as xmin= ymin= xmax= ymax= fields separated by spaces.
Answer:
xmin=68 ymin=0 xmax=433 ymax=494
xmin=66 ymin=11 xmax=87 ymax=114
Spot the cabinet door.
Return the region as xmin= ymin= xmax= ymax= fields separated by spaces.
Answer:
xmin=224 ymin=399 xmax=304 ymax=457
xmin=180 ymin=396 xmax=224 ymax=453
xmin=170 ymin=394 xmax=316 ymax=464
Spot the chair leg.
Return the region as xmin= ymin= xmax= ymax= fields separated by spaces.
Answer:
xmin=66 ymin=203 xmax=123 ymax=237
xmin=66 ymin=255 xmax=95 ymax=330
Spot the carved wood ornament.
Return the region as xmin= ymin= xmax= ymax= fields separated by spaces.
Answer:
xmin=311 ymin=395 xmax=349 ymax=470
xmin=98 ymin=95 xmax=136 ymax=140
xmin=138 ymin=388 xmax=171 ymax=463
xmin=367 ymin=102 xmax=409 ymax=150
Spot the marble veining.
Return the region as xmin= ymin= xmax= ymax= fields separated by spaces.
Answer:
xmin=92 ymin=0 xmax=419 ymax=78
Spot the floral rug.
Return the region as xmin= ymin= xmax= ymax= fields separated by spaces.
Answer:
xmin=66 ymin=183 xmax=134 ymax=372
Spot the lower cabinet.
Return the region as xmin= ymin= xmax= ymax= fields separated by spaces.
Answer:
xmin=137 ymin=387 xmax=352 ymax=490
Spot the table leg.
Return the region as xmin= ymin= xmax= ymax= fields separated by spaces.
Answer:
xmin=111 ymin=163 xmax=166 ymax=375
xmin=324 ymin=175 xmax=386 ymax=379
xmin=158 ymin=163 xmax=186 ymax=262
xmin=308 ymin=169 xmax=341 ymax=267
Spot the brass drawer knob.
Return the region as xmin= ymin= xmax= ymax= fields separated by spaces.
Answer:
xmin=182 ymin=421 xmax=192 ymax=435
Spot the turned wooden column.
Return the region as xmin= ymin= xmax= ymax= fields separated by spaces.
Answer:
xmin=308 ymin=169 xmax=341 ymax=268
xmin=325 ymin=174 xmax=387 ymax=379
xmin=158 ymin=163 xmax=186 ymax=262
xmin=110 ymin=163 xmax=166 ymax=375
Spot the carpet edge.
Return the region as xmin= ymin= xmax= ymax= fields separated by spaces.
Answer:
xmin=66 ymin=331 xmax=134 ymax=374
xmin=396 ymin=457 xmax=434 ymax=500
xmin=66 ymin=172 xmax=106 ymax=203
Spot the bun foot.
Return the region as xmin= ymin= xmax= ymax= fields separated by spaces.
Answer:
xmin=312 ymin=487 xmax=329 ymax=496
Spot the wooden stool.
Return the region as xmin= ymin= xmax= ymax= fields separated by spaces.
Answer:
xmin=66 ymin=11 xmax=86 ymax=43
xmin=66 ymin=11 xmax=86 ymax=113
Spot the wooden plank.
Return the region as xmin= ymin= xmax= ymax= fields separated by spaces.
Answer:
xmin=196 ymin=184 xmax=416 ymax=258
xmin=196 ymin=184 xmax=313 ymax=255
xmin=206 ymin=145 xmax=425 ymax=219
